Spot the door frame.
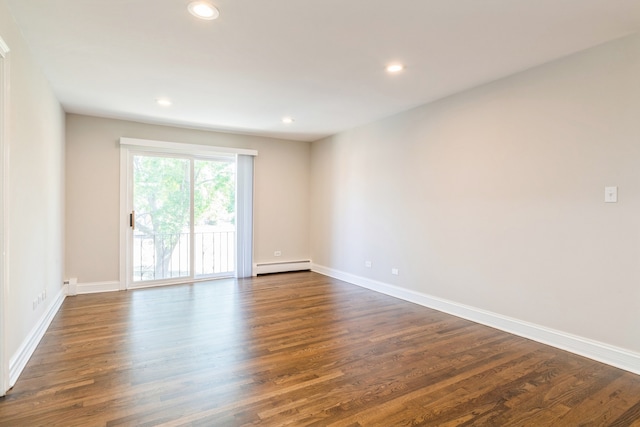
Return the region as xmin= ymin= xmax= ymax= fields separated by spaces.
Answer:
xmin=0 ymin=36 xmax=11 ymax=395
xmin=119 ymin=138 xmax=257 ymax=290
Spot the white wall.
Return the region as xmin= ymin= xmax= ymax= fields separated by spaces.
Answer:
xmin=311 ymin=34 xmax=640 ymax=355
xmin=0 ymin=0 xmax=65 ymax=378
xmin=65 ymin=114 xmax=310 ymax=285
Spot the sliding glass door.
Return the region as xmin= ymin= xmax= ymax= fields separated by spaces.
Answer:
xmin=130 ymin=153 xmax=236 ymax=285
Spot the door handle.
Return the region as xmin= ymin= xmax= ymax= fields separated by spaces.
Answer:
xmin=130 ymin=211 xmax=135 ymax=230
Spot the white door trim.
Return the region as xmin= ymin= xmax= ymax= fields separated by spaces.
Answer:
xmin=118 ymin=147 xmax=131 ymax=291
xmin=119 ymin=137 xmax=257 ymax=157
xmin=0 ymin=35 xmax=11 ymax=395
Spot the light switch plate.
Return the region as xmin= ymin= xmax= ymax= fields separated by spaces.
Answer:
xmin=605 ymin=186 xmax=618 ymax=203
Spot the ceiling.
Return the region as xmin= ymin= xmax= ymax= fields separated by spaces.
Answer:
xmin=6 ymin=0 xmax=640 ymax=142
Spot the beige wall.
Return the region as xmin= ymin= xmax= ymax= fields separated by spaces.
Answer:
xmin=0 ymin=0 xmax=65 ymax=359
xmin=65 ymin=114 xmax=310 ymax=284
xmin=311 ymin=34 xmax=640 ymax=354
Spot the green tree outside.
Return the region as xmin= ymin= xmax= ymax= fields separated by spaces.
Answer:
xmin=133 ymin=155 xmax=235 ymax=280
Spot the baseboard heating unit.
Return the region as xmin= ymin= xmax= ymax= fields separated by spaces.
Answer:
xmin=254 ymin=260 xmax=312 ymax=276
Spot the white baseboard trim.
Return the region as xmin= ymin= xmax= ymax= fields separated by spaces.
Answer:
xmin=74 ymin=280 xmax=120 ymax=295
xmin=254 ymin=260 xmax=311 ymax=276
xmin=9 ymin=285 xmax=67 ymax=387
xmin=312 ymin=264 xmax=640 ymax=376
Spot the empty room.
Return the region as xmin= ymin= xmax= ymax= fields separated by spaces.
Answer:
xmin=1 ymin=0 xmax=640 ymax=425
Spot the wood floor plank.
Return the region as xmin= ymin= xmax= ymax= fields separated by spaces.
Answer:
xmin=0 ymin=272 xmax=639 ymax=426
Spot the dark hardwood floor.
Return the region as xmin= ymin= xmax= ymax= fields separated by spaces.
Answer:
xmin=1 ymin=272 xmax=639 ymax=426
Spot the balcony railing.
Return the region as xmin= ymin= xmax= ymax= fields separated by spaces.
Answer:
xmin=133 ymin=230 xmax=235 ymax=282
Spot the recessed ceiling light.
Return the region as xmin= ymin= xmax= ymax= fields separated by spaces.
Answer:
xmin=386 ymin=63 xmax=405 ymax=73
xmin=156 ymin=98 xmax=172 ymax=107
xmin=188 ymin=1 xmax=219 ymax=20
xmin=282 ymin=117 xmax=295 ymax=124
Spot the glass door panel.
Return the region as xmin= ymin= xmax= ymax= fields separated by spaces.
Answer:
xmin=194 ymin=159 xmax=236 ymax=277
xmin=132 ymin=155 xmax=191 ymax=282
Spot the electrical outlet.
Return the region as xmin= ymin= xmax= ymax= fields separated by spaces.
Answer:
xmin=365 ymin=261 xmax=372 ymax=268
xmin=391 ymin=268 xmax=399 ymax=275
xmin=274 ymin=251 xmax=282 ymax=257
